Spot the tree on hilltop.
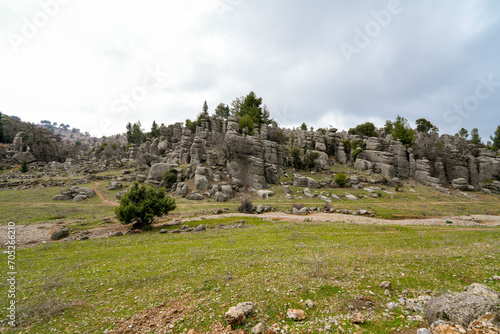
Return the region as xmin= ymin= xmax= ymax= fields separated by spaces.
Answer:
xmin=416 ymin=118 xmax=438 ymax=134
xmin=491 ymin=125 xmax=500 ymax=150
xmin=470 ymin=128 xmax=482 ymax=145
xmin=385 ymin=115 xmax=415 ymax=147
xmin=230 ymin=92 xmax=275 ymax=134
xmin=349 ymin=122 xmax=377 ymax=137
xmin=456 ymin=128 xmax=468 ymax=140
xmin=214 ymin=103 xmax=230 ymax=119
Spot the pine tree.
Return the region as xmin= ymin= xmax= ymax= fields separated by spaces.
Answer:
xmin=151 ymin=121 xmax=160 ymax=138
xmin=214 ymin=103 xmax=230 ymax=119
xmin=202 ymin=100 xmax=209 ymax=115
xmin=491 ymin=125 xmax=500 ymax=150
xmin=470 ymin=128 xmax=482 ymax=145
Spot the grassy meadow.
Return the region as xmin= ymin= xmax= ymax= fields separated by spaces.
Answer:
xmin=2 ymin=217 xmax=499 ymax=333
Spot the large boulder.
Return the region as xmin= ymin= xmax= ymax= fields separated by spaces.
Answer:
xmin=44 ymin=161 xmax=65 ymax=171
xmin=214 ymin=192 xmax=228 ymax=202
xmin=187 ymin=192 xmax=204 ymax=200
xmin=424 ymin=284 xmax=499 ymax=328
xmin=293 ymin=175 xmax=319 ymax=189
xmin=225 ymin=307 xmax=246 ymax=326
xmin=108 ymin=181 xmax=122 ymax=190
xmin=147 ymin=163 xmax=177 ymax=182
xmin=220 ymin=185 xmax=234 ymax=199
xmin=224 ymin=123 xmax=281 ymax=189
xmin=53 ymin=194 xmax=72 ymax=201
xmin=74 ymin=187 xmax=96 ymax=198
xmin=194 ymin=174 xmax=210 ymax=191
xmin=256 ymin=190 xmax=274 ymax=199
xmin=12 ymin=152 xmax=37 ymax=164
xmin=451 ymin=178 xmax=469 ymax=191
xmin=175 ymin=182 xmax=189 ymax=197
xmin=51 ymin=229 xmax=69 ymax=240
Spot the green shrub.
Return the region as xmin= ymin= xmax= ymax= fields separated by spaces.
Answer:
xmin=238 ymin=114 xmax=254 ymax=135
xmin=291 ymin=147 xmax=303 ymax=170
xmin=304 ymin=151 xmax=320 ymax=170
xmin=341 ymin=140 xmax=351 ymax=153
xmin=352 ymin=148 xmax=363 ymax=161
xmin=162 ymin=168 xmax=178 ymax=189
xmin=115 ymin=182 xmax=176 ymax=230
xmin=348 ymin=122 xmax=377 ymax=137
xmin=21 ymin=161 xmax=28 ymax=173
xmin=334 ymin=172 xmax=347 ymax=187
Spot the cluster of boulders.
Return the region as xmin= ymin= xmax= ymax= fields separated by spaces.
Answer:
xmin=53 ymin=186 xmax=96 ymax=202
xmin=291 ymin=204 xmax=375 ymax=216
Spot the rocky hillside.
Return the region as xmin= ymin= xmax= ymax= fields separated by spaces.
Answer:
xmin=2 ymin=114 xmax=500 ymax=194
xmin=0 ymin=114 xmax=81 ymax=166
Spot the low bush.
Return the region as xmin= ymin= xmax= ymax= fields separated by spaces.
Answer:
xmin=238 ymin=197 xmax=254 ymax=213
xmin=162 ymin=168 xmax=178 ymax=189
xmin=334 ymin=172 xmax=347 ymax=187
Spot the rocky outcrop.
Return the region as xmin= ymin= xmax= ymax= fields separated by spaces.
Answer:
xmin=53 ymin=186 xmax=96 ymax=202
xmin=224 ymin=116 xmax=282 ymax=189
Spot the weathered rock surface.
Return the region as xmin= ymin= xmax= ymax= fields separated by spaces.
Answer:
xmin=225 ymin=307 xmax=245 ymax=326
xmin=147 ymin=163 xmax=177 ymax=183
xmin=293 ymin=175 xmax=319 ymax=189
xmin=424 ymin=284 xmax=500 ymax=328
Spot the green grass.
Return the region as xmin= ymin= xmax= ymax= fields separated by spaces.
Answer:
xmin=0 ymin=183 xmax=116 ymax=224
xmin=3 ymin=218 xmax=499 ymax=333
xmin=2 ymin=165 xmax=500 ymax=223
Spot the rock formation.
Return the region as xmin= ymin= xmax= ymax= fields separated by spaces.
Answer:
xmin=4 ymin=113 xmax=499 ymax=192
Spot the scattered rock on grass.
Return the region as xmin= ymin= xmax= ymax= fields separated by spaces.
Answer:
xmin=251 ymin=322 xmax=265 ymax=334
xmin=351 ymin=312 xmax=365 ymax=324
xmin=225 ymin=306 xmax=246 ymax=326
xmin=292 ymin=207 xmax=308 ymax=215
xmin=380 ymin=281 xmax=392 ymax=290
xmin=345 ymin=194 xmax=358 ymax=201
xmin=287 ymin=308 xmax=306 ymax=321
xmin=305 ymin=299 xmax=315 ymax=308
xmin=51 ymin=228 xmax=69 ymax=240
xmin=387 ymin=302 xmax=400 ymax=310
xmin=236 ymin=302 xmax=254 ymax=317
xmin=195 ymin=224 xmax=206 ymax=232
xmin=108 ymin=181 xmax=122 ymax=190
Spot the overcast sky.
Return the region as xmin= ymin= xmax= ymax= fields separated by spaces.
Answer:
xmin=0 ymin=0 xmax=499 ymax=140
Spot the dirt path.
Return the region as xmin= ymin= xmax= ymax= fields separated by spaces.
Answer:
xmin=173 ymin=212 xmax=500 ymax=227
xmin=93 ymin=182 xmax=119 ymax=206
